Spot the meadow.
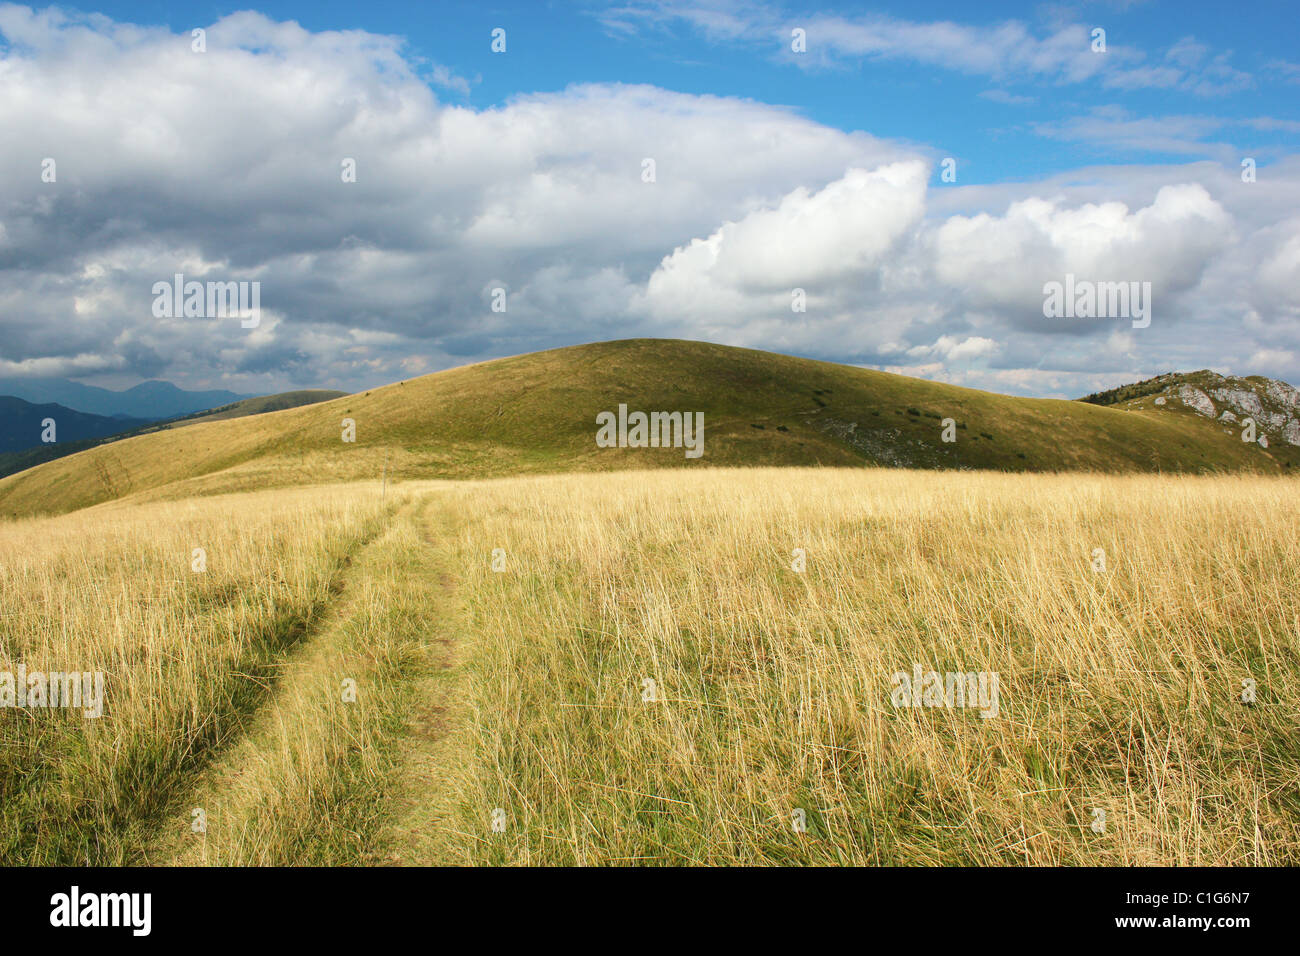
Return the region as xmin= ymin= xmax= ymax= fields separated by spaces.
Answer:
xmin=0 ymin=486 xmax=391 ymax=863
xmin=1 ymin=468 xmax=1296 ymax=865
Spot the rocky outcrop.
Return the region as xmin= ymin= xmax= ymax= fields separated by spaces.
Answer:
xmin=1210 ymin=388 xmax=1263 ymax=418
xmin=1162 ymin=373 xmax=1300 ymax=447
xmin=1178 ymin=385 xmax=1216 ymax=418
xmin=1266 ymin=380 xmax=1300 ymax=410
xmin=1086 ymin=369 xmax=1300 ymax=449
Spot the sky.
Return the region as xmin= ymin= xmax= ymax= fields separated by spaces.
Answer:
xmin=0 ymin=0 xmax=1297 ymax=398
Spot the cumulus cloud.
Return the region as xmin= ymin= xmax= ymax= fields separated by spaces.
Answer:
xmin=906 ymin=335 xmax=1000 ymax=362
xmin=1254 ymin=220 xmax=1300 ymax=320
xmin=0 ymin=5 xmax=912 ymax=388
xmin=931 ymin=183 xmax=1233 ymax=327
xmin=637 ymin=162 xmax=927 ymax=322
xmin=0 ymin=4 xmax=1297 ymax=398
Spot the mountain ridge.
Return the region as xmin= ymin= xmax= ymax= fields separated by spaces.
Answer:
xmin=0 ymin=376 xmax=256 ymax=419
xmin=0 ymin=396 xmax=153 ymax=454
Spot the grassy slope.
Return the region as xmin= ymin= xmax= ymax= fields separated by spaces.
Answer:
xmin=0 ymin=338 xmax=1287 ymax=519
xmin=154 ymin=390 xmax=348 ymax=428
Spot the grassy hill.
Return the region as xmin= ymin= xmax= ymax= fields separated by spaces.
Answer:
xmin=0 ymin=338 xmax=1291 ymax=519
xmin=154 ymin=390 xmax=348 ymax=428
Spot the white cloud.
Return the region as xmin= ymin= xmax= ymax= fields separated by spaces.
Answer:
xmin=931 ymin=184 xmax=1232 ymax=325
xmin=1254 ymin=220 xmax=1300 ymax=319
xmin=427 ymin=64 xmax=474 ymax=96
xmin=595 ymin=1 xmax=1256 ymax=95
xmin=979 ymin=89 xmax=1037 ymax=106
xmin=0 ymin=5 xmax=1296 ymax=397
xmin=906 ymin=335 xmax=1000 ymax=362
xmin=638 ymin=161 xmax=927 ymax=318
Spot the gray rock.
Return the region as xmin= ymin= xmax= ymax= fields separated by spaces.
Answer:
xmin=1267 ymin=380 xmax=1300 ymax=409
xmin=1210 ymin=387 xmax=1264 ymax=418
xmin=1178 ymin=385 xmax=1216 ymax=418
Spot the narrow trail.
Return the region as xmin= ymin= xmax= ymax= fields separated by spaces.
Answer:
xmin=139 ymin=491 xmax=468 ymax=865
xmin=364 ymin=499 xmax=470 ymax=865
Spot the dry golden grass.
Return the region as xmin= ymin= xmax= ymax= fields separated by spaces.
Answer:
xmin=428 ymin=468 xmax=1300 ymax=865
xmin=0 ymin=485 xmax=390 ymax=864
xmin=141 ymin=492 xmax=446 ymax=866
xmin=2 ymin=468 xmax=1297 ymax=866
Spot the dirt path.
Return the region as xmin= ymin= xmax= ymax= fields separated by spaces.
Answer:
xmin=139 ymin=492 xmax=468 ymax=865
xmin=364 ymin=500 xmax=471 ymax=865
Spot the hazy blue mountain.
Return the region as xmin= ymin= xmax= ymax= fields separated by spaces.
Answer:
xmin=0 ymin=377 xmax=255 ymax=419
xmin=0 ymin=388 xmax=348 ymax=481
xmin=0 ymin=396 xmax=153 ymax=454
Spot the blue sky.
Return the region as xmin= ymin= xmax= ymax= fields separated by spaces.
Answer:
xmin=69 ymin=0 xmax=1299 ymax=182
xmin=0 ymin=1 xmax=1297 ymax=397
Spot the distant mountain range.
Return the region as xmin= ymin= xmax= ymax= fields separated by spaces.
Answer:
xmin=0 ymin=388 xmax=347 ymax=481
xmin=0 ymin=377 xmax=254 ymax=420
xmin=0 ymin=397 xmax=154 ymax=454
